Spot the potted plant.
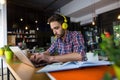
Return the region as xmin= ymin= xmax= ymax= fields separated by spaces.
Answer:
xmin=4 ymin=45 xmax=13 ymax=62
xmin=100 ymin=32 xmax=120 ymax=80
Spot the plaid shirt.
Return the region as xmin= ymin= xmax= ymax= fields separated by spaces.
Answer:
xmin=47 ymin=31 xmax=85 ymax=57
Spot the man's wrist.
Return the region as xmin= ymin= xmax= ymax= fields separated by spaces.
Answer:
xmin=49 ymin=56 xmax=55 ymax=63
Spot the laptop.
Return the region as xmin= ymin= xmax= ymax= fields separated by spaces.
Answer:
xmin=10 ymin=46 xmax=48 ymax=68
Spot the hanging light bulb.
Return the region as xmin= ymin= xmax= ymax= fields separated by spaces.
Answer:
xmin=91 ymin=0 xmax=96 ymax=26
xmin=25 ymin=26 xmax=28 ymax=30
xmin=35 ymin=20 xmax=38 ymax=23
xmin=36 ymin=27 xmax=39 ymax=30
xmin=20 ymin=18 xmax=23 ymax=21
xmin=92 ymin=21 xmax=95 ymax=25
xmin=35 ymin=20 xmax=39 ymax=30
xmin=92 ymin=17 xmax=96 ymax=26
xmin=47 ymin=22 xmax=49 ymax=24
xmin=117 ymin=14 xmax=120 ymax=20
xmin=117 ymin=0 xmax=120 ymax=20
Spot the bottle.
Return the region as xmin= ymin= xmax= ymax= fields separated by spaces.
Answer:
xmin=22 ymin=38 xmax=27 ymax=49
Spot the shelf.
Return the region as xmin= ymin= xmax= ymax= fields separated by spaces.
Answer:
xmin=7 ymin=30 xmax=37 ymax=48
xmin=7 ymin=33 xmax=35 ymax=35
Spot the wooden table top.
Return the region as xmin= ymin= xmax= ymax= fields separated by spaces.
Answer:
xmin=5 ymin=59 xmax=50 ymax=80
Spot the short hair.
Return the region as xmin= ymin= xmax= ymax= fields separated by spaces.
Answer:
xmin=48 ymin=14 xmax=64 ymax=25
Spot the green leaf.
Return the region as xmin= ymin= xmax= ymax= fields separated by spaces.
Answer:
xmin=103 ymin=72 xmax=112 ymax=80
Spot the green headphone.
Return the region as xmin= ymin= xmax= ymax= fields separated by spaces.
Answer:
xmin=61 ymin=15 xmax=68 ymax=30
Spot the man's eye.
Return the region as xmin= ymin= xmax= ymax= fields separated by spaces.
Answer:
xmin=54 ymin=27 xmax=59 ymax=29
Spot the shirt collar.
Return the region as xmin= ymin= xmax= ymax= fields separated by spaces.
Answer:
xmin=58 ymin=30 xmax=70 ymax=43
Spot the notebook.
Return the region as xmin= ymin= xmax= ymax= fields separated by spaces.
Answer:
xmin=36 ymin=61 xmax=113 ymax=73
xmin=10 ymin=46 xmax=48 ymax=68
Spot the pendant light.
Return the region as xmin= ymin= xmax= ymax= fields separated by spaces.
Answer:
xmin=34 ymin=10 xmax=39 ymax=31
xmin=118 ymin=15 xmax=120 ymax=20
xmin=35 ymin=20 xmax=39 ymax=30
xmin=117 ymin=0 xmax=120 ymax=20
xmin=25 ymin=8 xmax=30 ymax=30
xmin=92 ymin=0 xmax=96 ymax=26
xmin=92 ymin=16 xmax=96 ymax=26
xmin=20 ymin=18 xmax=23 ymax=22
xmin=25 ymin=26 xmax=28 ymax=30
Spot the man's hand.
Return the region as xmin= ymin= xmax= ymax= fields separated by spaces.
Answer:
xmin=30 ymin=53 xmax=52 ymax=64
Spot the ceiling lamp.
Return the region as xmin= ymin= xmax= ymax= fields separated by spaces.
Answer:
xmin=35 ymin=20 xmax=39 ymax=30
xmin=117 ymin=0 xmax=120 ymax=20
xmin=25 ymin=26 xmax=28 ymax=30
xmin=20 ymin=18 xmax=23 ymax=21
xmin=35 ymin=20 xmax=38 ymax=23
xmin=92 ymin=17 xmax=96 ymax=25
xmin=25 ymin=25 xmax=29 ymax=30
xmin=92 ymin=0 xmax=96 ymax=26
xmin=117 ymin=14 xmax=120 ymax=20
xmin=92 ymin=20 xmax=95 ymax=25
xmin=36 ymin=27 xmax=39 ymax=30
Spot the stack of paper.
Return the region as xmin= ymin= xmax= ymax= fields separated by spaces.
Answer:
xmin=36 ymin=61 xmax=112 ymax=73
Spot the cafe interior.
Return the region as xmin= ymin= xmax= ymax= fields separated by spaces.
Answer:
xmin=5 ymin=0 xmax=120 ymax=51
xmin=0 ymin=0 xmax=120 ymax=80
xmin=0 ymin=0 xmax=119 ymax=50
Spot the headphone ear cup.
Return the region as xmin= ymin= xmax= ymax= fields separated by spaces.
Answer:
xmin=61 ymin=15 xmax=68 ymax=29
xmin=62 ymin=22 xmax=68 ymax=29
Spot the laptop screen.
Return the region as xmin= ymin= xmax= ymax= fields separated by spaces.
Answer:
xmin=10 ymin=46 xmax=48 ymax=67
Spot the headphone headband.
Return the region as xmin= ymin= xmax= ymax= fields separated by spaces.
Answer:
xmin=61 ymin=15 xmax=67 ymax=23
xmin=60 ymin=14 xmax=68 ymax=29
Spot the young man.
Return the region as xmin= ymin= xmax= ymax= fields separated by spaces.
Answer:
xmin=30 ymin=14 xmax=85 ymax=64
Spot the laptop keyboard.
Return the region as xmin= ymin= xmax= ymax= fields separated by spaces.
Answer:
xmin=34 ymin=63 xmax=48 ymax=68
xmin=31 ymin=60 xmax=49 ymax=68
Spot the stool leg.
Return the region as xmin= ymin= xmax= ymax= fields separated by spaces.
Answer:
xmin=7 ymin=67 xmax=10 ymax=80
xmin=1 ymin=58 xmax=4 ymax=80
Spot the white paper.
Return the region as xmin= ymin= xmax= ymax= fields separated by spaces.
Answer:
xmin=36 ymin=61 xmax=112 ymax=73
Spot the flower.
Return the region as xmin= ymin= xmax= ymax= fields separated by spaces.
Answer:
xmin=100 ymin=32 xmax=120 ymax=67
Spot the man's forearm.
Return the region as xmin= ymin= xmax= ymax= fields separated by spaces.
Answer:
xmin=49 ymin=53 xmax=83 ymax=63
xmin=43 ymin=51 xmax=50 ymax=55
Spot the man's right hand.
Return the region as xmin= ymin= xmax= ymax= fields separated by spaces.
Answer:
xmin=30 ymin=53 xmax=52 ymax=64
xmin=30 ymin=53 xmax=43 ymax=64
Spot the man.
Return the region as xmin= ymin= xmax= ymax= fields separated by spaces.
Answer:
xmin=30 ymin=14 xmax=85 ymax=64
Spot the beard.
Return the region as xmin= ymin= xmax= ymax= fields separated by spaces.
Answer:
xmin=56 ymin=29 xmax=65 ymax=38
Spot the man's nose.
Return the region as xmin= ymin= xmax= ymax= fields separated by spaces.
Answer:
xmin=53 ymin=30 xmax=57 ymax=35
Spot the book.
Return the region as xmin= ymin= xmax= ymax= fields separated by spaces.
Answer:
xmin=36 ymin=61 xmax=112 ymax=73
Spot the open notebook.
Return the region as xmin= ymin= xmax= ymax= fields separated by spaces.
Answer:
xmin=36 ymin=61 xmax=112 ymax=73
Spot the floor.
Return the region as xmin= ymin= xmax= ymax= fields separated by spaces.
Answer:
xmin=0 ymin=68 xmax=15 ymax=80
xmin=0 ymin=74 xmax=15 ymax=80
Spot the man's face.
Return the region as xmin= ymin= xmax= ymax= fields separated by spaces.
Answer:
xmin=50 ymin=21 xmax=65 ymax=38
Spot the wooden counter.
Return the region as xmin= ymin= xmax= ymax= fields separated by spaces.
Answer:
xmin=5 ymin=59 xmax=50 ymax=80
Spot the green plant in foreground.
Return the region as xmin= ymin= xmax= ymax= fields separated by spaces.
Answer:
xmin=100 ymin=32 xmax=120 ymax=67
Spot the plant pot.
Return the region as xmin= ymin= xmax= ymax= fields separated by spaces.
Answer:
xmin=4 ymin=50 xmax=13 ymax=60
xmin=0 ymin=48 xmax=4 ymax=56
xmin=113 ymin=65 xmax=120 ymax=80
